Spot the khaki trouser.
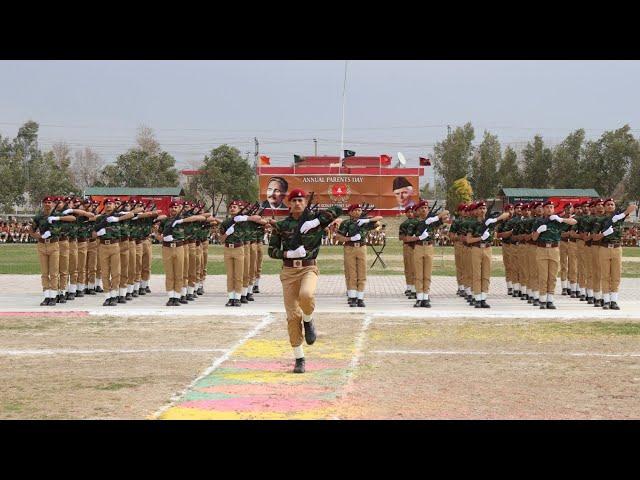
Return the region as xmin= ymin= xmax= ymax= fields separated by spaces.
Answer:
xmin=471 ymin=245 xmax=491 ymax=294
xmin=344 ymin=245 xmax=367 ymax=291
xmin=68 ymin=239 xmax=78 ymax=286
xmin=584 ymin=245 xmax=593 ymax=292
xmin=118 ymin=239 xmax=129 ymax=289
xmin=195 ymin=243 xmax=203 ymax=283
xmin=249 ymin=242 xmax=258 ymax=284
xmin=162 ymin=244 xmax=185 ymax=292
xmin=403 ymin=243 xmax=416 ymax=286
xmin=413 ymin=243 xmax=434 ymax=293
xmin=86 ymin=240 xmax=98 ymax=285
xmin=98 ymin=242 xmax=121 ymax=292
xmin=461 ymin=244 xmax=471 ymax=288
xmin=96 ymin=241 xmax=102 ymax=279
xmin=242 ymin=243 xmax=251 ymax=288
xmin=280 ymin=265 xmax=319 ymax=348
xmin=127 ymin=240 xmax=136 ymax=285
xmin=591 ymin=244 xmax=602 ymax=293
xmin=528 ymin=244 xmax=539 ymax=292
xmin=599 ymin=246 xmax=622 ymax=293
xmin=536 ymin=246 xmax=560 ymax=295
xmin=202 ymin=240 xmax=209 ymax=280
xmin=141 ymin=239 xmax=152 ymax=281
xmin=510 ymin=243 xmax=520 ymax=285
xmin=517 ymin=244 xmax=528 ymax=290
xmin=135 ymin=241 xmax=143 ymax=283
xmin=502 ymin=243 xmax=512 ymax=284
xmin=576 ymin=240 xmax=586 ymax=288
xmin=256 ymin=243 xmax=263 ymax=279
xmin=182 ymin=242 xmax=190 ymax=288
xmin=37 ymin=241 xmax=60 ymax=291
xmin=224 ymin=244 xmax=244 ymax=293
xmin=188 ymin=242 xmax=197 ymax=287
xmin=77 ymin=240 xmax=88 ymax=286
xmin=567 ymin=240 xmax=578 ymax=284
xmin=58 ymin=239 xmax=69 ymax=291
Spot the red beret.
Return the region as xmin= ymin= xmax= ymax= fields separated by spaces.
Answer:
xmin=404 ymin=205 xmax=414 ymax=213
xmin=229 ymin=199 xmax=243 ymax=207
xmin=42 ymin=196 xmax=56 ymax=202
xmin=104 ymin=198 xmax=115 ymax=204
xmin=114 ymin=197 xmax=121 ymax=202
xmin=415 ymin=200 xmax=429 ymax=210
xmin=288 ymin=188 xmax=307 ymax=201
xmin=169 ymin=200 xmax=182 ymax=208
xmin=563 ymin=202 xmax=573 ymax=208
xmin=603 ymin=198 xmax=615 ymax=204
xmin=591 ymin=198 xmax=604 ymax=206
xmin=503 ymin=204 xmax=513 ymax=211
xmin=456 ymin=203 xmax=466 ymax=212
xmin=543 ymin=200 xmax=555 ymax=207
xmin=514 ymin=202 xmax=524 ymax=208
xmin=347 ymin=204 xmax=361 ymax=213
xmin=475 ymin=201 xmax=487 ymax=208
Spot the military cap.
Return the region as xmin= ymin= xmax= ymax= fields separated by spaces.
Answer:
xmin=169 ymin=200 xmax=183 ymax=208
xmin=415 ymin=199 xmax=429 ymax=210
xmin=42 ymin=196 xmax=56 ymax=202
xmin=404 ymin=205 xmax=414 ymax=213
xmin=229 ymin=199 xmax=244 ymax=208
xmin=103 ymin=197 xmax=116 ymax=204
xmin=392 ymin=177 xmax=413 ymax=191
xmin=288 ymin=188 xmax=307 ymax=201
xmin=475 ymin=201 xmax=487 ymax=208
xmin=603 ymin=198 xmax=615 ymax=204
xmin=563 ymin=202 xmax=573 ymax=209
xmin=347 ymin=204 xmax=361 ymax=213
xmin=456 ymin=203 xmax=466 ymax=212
xmin=591 ymin=198 xmax=604 ymax=207
xmin=543 ymin=200 xmax=555 ymax=207
xmin=503 ymin=203 xmax=513 ymax=211
xmin=514 ymin=202 xmax=524 ymax=208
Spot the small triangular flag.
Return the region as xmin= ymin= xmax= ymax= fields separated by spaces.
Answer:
xmin=419 ymin=157 xmax=432 ymax=166
xmin=294 ymin=154 xmax=305 ymax=163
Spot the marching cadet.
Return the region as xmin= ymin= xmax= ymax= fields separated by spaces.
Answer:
xmin=30 ymin=196 xmax=76 ymax=305
xmin=581 ymin=201 xmax=596 ymax=303
xmin=592 ymin=199 xmax=637 ymax=310
xmin=524 ymin=202 xmax=543 ymax=306
xmin=403 ymin=200 xmax=449 ymax=308
xmin=399 ymin=205 xmax=417 ymax=298
xmin=64 ymin=197 xmax=79 ymax=301
xmin=140 ymin=201 xmax=156 ymax=295
xmin=184 ymin=203 xmax=200 ymax=301
xmin=558 ymin=202 xmax=578 ymax=297
xmin=93 ymin=200 xmax=105 ymax=293
xmin=64 ymin=198 xmax=96 ymax=299
xmin=465 ymin=201 xmax=510 ymax=308
xmin=156 ymin=201 xmax=207 ymax=306
xmin=268 ymin=189 xmax=343 ymax=374
xmin=448 ymin=203 xmax=467 ymax=297
xmin=335 ymin=204 xmax=383 ymax=307
xmin=130 ymin=200 xmax=162 ymax=297
xmin=220 ymin=200 xmax=262 ymax=306
xmin=253 ymin=218 xmax=266 ymax=294
xmin=113 ymin=200 xmax=131 ymax=303
xmin=458 ymin=203 xmax=477 ymax=304
xmin=511 ymin=203 xmax=531 ymax=301
xmin=496 ymin=204 xmax=516 ymax=295
xmin=92 ymin=198 xmax=134 ymax=306
xmin=531 ymin=200 xmax=578 ymax=309
xmin=53 ymin=197 xmax=72 ymax=303
xmin=572 ymin=201 xmax=588 ymax=300
xmin=85 ymin=200 xmax=101 ymax=295
xmin=588 ymin=199 xmax=608 ymax=307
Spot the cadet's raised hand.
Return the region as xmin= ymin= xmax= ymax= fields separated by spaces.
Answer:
xmin=225 ymin=225 xmax=235 ymax=236
xmin=96 ymin=228 xmax=106 ymax=237
xmin=47 ymin=216 xmax=60 ymax=224
xmin=549 ymin=214 xmax=563 ymax=222
xmin=418 ymin=230 xmax=429 ymax=241
xmin=300 ymin=218 xmax=320 ymax=233
xmin=41 ymin=230 xmax=52 ymax=239
xmin=536 ymin=224 xmax=548 ymax=233
xmin=350 ymin=233 xmax=362 ymax=242
xmin=481 ymin=229 xmax=490 ymax=241
xmin=286 ymin=245 xmax=307 ymax=259
xmin=106 ymin=216 xmax=119 ymax=223
xmin=172 ymin=219 xmax=184 ymax=227
xmin=357 ymin=219 xmax=370 ymax=226
xmin=602 ymin=226 xmax=614 ymax=237
xmin=233 ymin=215 xmax=248 ymax=222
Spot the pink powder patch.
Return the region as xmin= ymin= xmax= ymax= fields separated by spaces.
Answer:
xmin=0 ymin=311 xmax=89 ymax=317
xmin=228 ymin=360 xmax=340 ymax=371
xmin=199 ymin=383 xmax=332 ymax=397
xmin=179 ymin=396 xmax=328 ymax=413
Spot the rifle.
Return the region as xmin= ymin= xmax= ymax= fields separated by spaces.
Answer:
xmin=290 ymin=191 xmax=316 ymax=249
xmin=484 ymin=199 xmax=496 ymax=221
xmin=426 ymin=200 xmax=439 ymax=218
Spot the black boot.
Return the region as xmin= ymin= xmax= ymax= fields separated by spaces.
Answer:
xmin=109 ymin=297 xmax=118 ymax=306
xmin=480 ymin=300 xmax=490 ymax=308
xmin=240 ymin=295 xmax=248 ymax=304
xmin=252 ymin=285 xmax=259 ymax=294
xmin=145 ymin=286 xmax=151 ymax=293
xmin=561 ymin=288 xmax=568 ymax=296
xmin=246 ymin=293 xmax=254 ymax=302
xmin=40 ymin=297 xmax=49 ymax=306
xmin=103 ymin=297 xmax=111 ymax=306
xmin=507 ymin=288 xmax=513 ymax=295
xmin=198 ymin=287 xmax=205 ymax=295
xmin=234 ymin=299 xmax=241 ymax=306
xmin=349 ymin=298 xmax=357 ymax=307
xmin=533 ymin=299 xmax=540 ymax=307
xmin=594 ymin=299 xmax=601 ymax=307
xmin=293 ymin=358 xmax=305 ymax=374
xmin=408 ymin=292 xmax=417 ymax=299
xmin=357 ymin=299 xmax=366 ymax=307
xmin=87 ymin=288 xmax=96 ymax=295
xmin=138 ymin=288 xmax=146 ymax=296
xmin=527 ymin=297 xmax=533 ymax=304
xmin=570 ymin=291 xmax=577 ymax=298
xmin=602 ymin=302 xmax=610 ymax=310
xmin=83 ymin=287 xmax=90 ymax=294
xmin=405 ymin=289 xmax=411 ymax=296
xmin=470 ymin=299 xmax=477 ymax=307
xmin=521 ymin=294 xmax=528 ymax=301
xmin=167 ymin=298 xmax=176 ymax=306
xmin=579 ymin=294 xmax=586 ymax=301
xmin=186 ymin=294 xmax=195 ymax=301
xmin=414 ymin=300 xmax=422 ymax=308
xmin=539 ymin=302 xmax=546 ymax=309
xmin=179 ymin=296 xmax=188 ymax=304
xmin=421 ymin=300 xmax=431 ymax=308
xmin=132 ymin=289 xmax=138 ymax=298
xmin=125 ymin=292 xmax=133 ymax=301
xmin=58 ymin=294 xmax=66 ymax=304
xmin=65 ymin=292 xmax=74 ymax=301
xmin=587 ymin=297 xmax=594 ymax=304
xmin=610 ymin=301 xmax=620 ymax=310
xmin=225 ymin=299 xmax=234 ymax=307
xmin=117 ymin=296 xmax=126 ymax=304
xmin=546 ymin=302 xmax=556 ymax=309
xmin=95 ymin=286 xmax=104 ymax=293
xmin=303 ymin=320 xmax=317 ymax=345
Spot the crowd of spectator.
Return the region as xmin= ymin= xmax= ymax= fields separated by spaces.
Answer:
xmin=0 ymin=218 xmax=34 ymax=244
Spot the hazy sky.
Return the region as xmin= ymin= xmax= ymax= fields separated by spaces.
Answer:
xmin=1 ymin=60 xmax=639 ymax=185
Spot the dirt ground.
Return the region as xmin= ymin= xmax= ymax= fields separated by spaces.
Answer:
xmin=1 ymin=313 xmax=639 ymax=419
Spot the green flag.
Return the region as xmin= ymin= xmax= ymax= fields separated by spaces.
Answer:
xmin=344 ymin=150 xmax=356 ymax=158
xmin=294 ymin=154 xmax=305 ymax=163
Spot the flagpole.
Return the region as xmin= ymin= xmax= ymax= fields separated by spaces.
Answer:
xmin=340 ymin=60 xmax=348 ymax=173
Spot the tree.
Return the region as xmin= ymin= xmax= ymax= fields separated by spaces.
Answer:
xmin=100 ymin=146 xmax=179 ymax=188
xmin=136 ymin=124 xmax=161 ymax=156
xmin=433 ymin=123 xmax=475 ymax=208
xmin=194 ymin=145 xmax=258 ymax=215
xmin=0 ymin=135 xmax=26 ymax=212
xmin=497 ymin=146 xmax=522 ymax=189
xmin=625 ymin=138 xmax=640 ymax=202
xmin=521 ymin=135 xmax=553 ymax=188
xmin=71 ymin=147 xmax=105 ymax=190
xmin=51 ymin=142 xmax=72 ymax=168
xmin=470 ymin=131 xmax=500 ymax=199
xmin=550 ymin=129 xmax=585 ymax=188
xmin=448 ymin=177 xmax=473 ymax=209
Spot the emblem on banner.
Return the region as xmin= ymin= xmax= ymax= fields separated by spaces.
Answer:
xmin=328 ymin=183 xmax=351 ymax=203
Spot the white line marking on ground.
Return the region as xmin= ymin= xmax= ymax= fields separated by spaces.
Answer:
xmin=370 ymin=311 xmax=640 ymax=319
xmin=151 ymin=313 xmax=276 ymax=419
xmin=0 ymin=348 xmax=228 ymax=356
xmin=373 ymin=349 xmax=640 ymax=358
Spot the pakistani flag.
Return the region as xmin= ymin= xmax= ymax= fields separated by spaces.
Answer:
xmin=344 ymin=150 xmax=356 ymax=158
xmin=294 ymin=154 xmax=305 ymax=163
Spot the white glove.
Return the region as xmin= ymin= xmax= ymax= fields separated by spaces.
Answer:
xmin=47 ymin=216 xmax=60 ymax=223
xmin=425 ymin=216 xmax=440 ymax=225
xmin=350 ymin=233 xmax=362 ymax=242
xmin=612 ymin=213 xmax=626 ymax=223
xmin=485 ymin=218 xmax=498 ymax=226
xmin=172 ymin=219 xmax=184 ymax=227
xmin=536 ymin=224 xmax=548 ymax=233
xmin=549 ymin=215 xmax=563 ymax=223
xmin=286 ymin=245 xmax=307 ymax=259
xmin=233 ymin=215 xmax=248 ymax=222
xmin=602 ymin=226 xmax=614 ymax=237
xmin=481 ymin=229 xmax=490 ymax=241
xmin=63 ymin=209 xmax=74 ymax=215
xmin=300 ymin=218 xmax=321 ymax=234
xmin=419 ymin=230 xmax=430 ymax=241
xmin=106 ymin=216 xmax=119 ymax=223
xmin=163 ymin=234 xmax=174 ymax=242
xmin=96 ymin=228 xmax=106 ymax=237
xmin=357 ymin=219 xmax=370 ymax=226
xmin=41 ymin=230 xmax=52 ymax=239
xmin=225 ymin=226 xmax=235 ymax=236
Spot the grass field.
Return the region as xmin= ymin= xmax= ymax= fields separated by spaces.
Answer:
xmin=2 ymin=243 xmax=640 ymax=277
xmin=1 ymin=313 xmax=639 ymax=419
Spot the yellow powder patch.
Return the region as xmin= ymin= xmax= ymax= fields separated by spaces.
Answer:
xmin=158 ymin=407 xmax=291 ymax=420
xmin=234 ymin=339 xmax=291 ymax=359
xmin=221 ymin=370 xmax=309 ymax=384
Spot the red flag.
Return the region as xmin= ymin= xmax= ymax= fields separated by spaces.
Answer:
xmin=419 ymin=157 xmax=432 ymax=166
xmin=380 ymin=154 xmax=392 ymax=166
xmin=259 ymin=155 xmax=271 ymax=165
